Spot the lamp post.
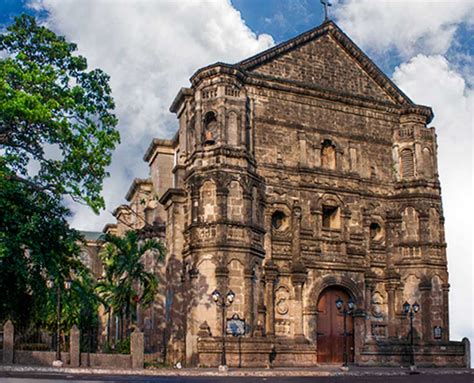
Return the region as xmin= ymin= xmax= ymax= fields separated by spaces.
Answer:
xmin=335 ymin=296 xmax=355 ymax=368
xmin=403 ymin=301 xmax=420 ymax=372
xmin=211 ymin=289 xmax=235 ymax=371
xmin=47 ymin=278 xmax=72 ymax=365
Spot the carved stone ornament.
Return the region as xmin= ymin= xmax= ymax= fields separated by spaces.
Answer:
xmin=276 ymin=298 xmax=289 ymax=315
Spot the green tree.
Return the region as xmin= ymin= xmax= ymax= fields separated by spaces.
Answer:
xmin=0 ymin=14 xmax=118 ymax=341
xmin=97 ymin=231 xmax=165 ymax=340
xmin=0 ymin=164 xmax=97 ymax=335
xmin=0 ymin=14 xmax=120 ymax=213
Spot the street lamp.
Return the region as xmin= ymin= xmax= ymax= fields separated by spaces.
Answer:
xmin=403 ymin=301 xmax=420 ymax=372
xmin=47 ymin=278 xmax=72 ymax=366
xmin=335 ymin=296 xmax=356 ymax=368
xmin=211 ymin=289 xmax=235 ymax=371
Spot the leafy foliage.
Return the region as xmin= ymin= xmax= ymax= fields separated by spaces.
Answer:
xmin=0 ymin=15 xmax=117 ymax=334
xmin=0 ymin=15 xmax=119 ymax=212
xmin=96 ymin=231 xmax=165 ymax=338
xmin=0 ymin=164 xmax=97 ymax=333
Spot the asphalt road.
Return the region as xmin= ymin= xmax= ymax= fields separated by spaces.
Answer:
xmin=0 ymin=371 xmax=473 ymax=383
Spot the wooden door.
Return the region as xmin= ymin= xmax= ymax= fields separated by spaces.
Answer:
xmin=316 ymin=287 xmax=354 ymax=363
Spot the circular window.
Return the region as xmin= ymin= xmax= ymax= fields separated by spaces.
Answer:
xmin=271 ymin=211 xmax=288 ymax=231
xmin=370 ymin=222 xmax=383 ymax=241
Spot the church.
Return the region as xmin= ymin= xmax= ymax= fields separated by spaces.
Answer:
xmin=100 ymin=20 xmax=469 ymax=367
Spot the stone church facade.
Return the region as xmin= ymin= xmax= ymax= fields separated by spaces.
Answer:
xmin=103 ymin=21 xmax=468 ymax=367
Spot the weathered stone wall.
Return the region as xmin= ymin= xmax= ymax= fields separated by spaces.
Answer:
xmin=118 ymin=20 xmax=464 ymax=368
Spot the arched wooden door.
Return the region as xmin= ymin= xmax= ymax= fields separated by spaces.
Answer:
xmin=316 ymin=287 xmax=354 ymax=364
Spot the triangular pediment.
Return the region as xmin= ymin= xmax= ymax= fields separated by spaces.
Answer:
xmin=237 ymin=21 xmax=412 ymax=106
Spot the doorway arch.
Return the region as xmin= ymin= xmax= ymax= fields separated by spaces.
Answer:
xmin=316 ymin=286 xmax=355 ymax=364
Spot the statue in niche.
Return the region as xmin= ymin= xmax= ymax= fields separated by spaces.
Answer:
xmin=203 ymin=111 xmax=218 ymax=145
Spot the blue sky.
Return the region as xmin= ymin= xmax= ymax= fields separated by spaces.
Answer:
xmin=2 ymin=0 xmax=472 ymax=81
xmin=1 ymin=0 xmax=473 ymax=358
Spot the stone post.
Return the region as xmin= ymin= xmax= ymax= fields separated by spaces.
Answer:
xmin=69 ymin=325 xmax=80 ymax=367
xmin=462 ymin=338 xmax=471 ymax=368
xmin=131 ymin=328 xmax=144 ymax=369
xmin=3 ymin=320 xmax=14 ymax=365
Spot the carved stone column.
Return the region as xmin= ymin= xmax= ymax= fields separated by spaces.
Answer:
xmin=418 ymin=210 xmax=430 ymax=243
xmin=385 ymin=269 xmax=401 ymax=338
xmin=191 ymin=189 xmax=199 ymax=223
xmin=336 ymin=147 xmax=344 ymax=172
xmin=292 ymin=204 xmax=302 ymax=262
xmin=244 ymin=266 xmax=255 ymax=335
xmin=303 ymin=308 xmax=318 ymax=343
xmin=264 ymin=261 xmax=278 ymax=336
xmin=216 ymin=185 xmax=228 ymax=221
xmin=215 ymin=263 xmax=229 ymax=337
xmin=419 ymin=278 xmax=432 ymax=341
xmin=442 ymin=283 xmax=450 ymax=340
xmin=243 ymin=189 xmax=252 ymax=226
xmin=291 ymin=261 xmax=307 ymax=342
xmin=385 ymin=210 xmax=402 ymax=268
xmin=298 ymin=131 xmax=307 ymax=167
xmin=353 ymin=310 xmax=366 ymax=364
xmin=364 ymin=271 xmax=377 ymax=342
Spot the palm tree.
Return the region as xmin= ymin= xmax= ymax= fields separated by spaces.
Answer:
xmin=96 ymin=230 xmax=164 ymax=341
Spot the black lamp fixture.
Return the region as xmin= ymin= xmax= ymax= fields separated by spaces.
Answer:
xmin=211 ymin=289 xmax=235 ymax=371
xmin=403 ymin=301 xmax=420 ymax=373
xmin=335 ymin=296 xmax=356 ymax=368
xmin=47 ymin=278 xmax=72 ymax=364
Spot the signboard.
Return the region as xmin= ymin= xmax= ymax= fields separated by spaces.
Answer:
xmin=227 ymin=314 xmax=245 ymax=336
xmin=433 ymin=326 xmax=443 ymax=340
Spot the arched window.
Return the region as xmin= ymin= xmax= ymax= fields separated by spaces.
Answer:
xmin=203 ymin=111 xmax=218 ymax=145
xmin=400 ymin=148 xmax=414 ymax=178
xmin=321 ymin=139 xmax=336 ymax=169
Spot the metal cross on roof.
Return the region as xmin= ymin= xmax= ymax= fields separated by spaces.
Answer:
xmin=321 ymin=0 xmax=332 ymax=21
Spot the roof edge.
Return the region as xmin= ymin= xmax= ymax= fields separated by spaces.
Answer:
xmin=125 ymin=178 xmax=153 ymax=202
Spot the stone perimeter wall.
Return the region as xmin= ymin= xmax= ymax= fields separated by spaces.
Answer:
xmin=1 ymin=321 xmax=143 ymax=369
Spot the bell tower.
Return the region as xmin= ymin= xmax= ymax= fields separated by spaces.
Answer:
xmin=170 ymin=66 xmax=266 ymax=365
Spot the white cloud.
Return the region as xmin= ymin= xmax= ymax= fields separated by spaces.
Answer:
xmin=393 ymin=54 xmax=473 ymax=342
xmin=334 ymin=0 xmax=473 ymax=359
xmin=29 ymin=0 xmax=273 ymax=230
xmin=334 ymin=0 xmax=474 ymax=58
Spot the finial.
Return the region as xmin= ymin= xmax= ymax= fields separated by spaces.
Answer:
xmin=320 ymin=0 xmax=332 ymax=21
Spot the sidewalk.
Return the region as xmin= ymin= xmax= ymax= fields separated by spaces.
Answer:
xmin=0 ymin=364 xmax=472 ymax=378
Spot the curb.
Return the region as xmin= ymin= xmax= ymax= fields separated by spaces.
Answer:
xmin=0 ymin=365 xmax=473 ymax=378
